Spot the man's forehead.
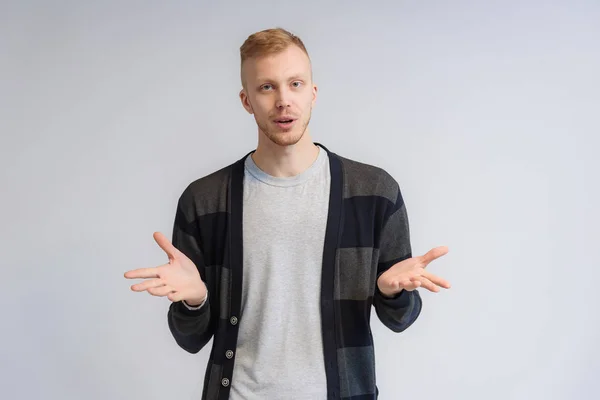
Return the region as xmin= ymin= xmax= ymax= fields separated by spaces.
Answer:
xmin=241 ymin=48 xmax=312 ymax=86
xmin=253 ymin=69 xmax=309 ymax=80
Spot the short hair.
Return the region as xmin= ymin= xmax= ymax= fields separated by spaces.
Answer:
xmin=239 ymin=27 xmax=311 ymax=87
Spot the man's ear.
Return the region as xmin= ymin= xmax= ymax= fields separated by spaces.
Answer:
xmin=239 ymin=89 xmax=253 ymax=114
xmin=311 ymin=84 xmax=318 ymax=107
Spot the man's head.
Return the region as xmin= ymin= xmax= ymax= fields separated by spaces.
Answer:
xmin=239 ymin=28 xmax=317 ymax=147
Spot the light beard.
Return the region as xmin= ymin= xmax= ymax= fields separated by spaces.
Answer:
xmin=257 ymin=112 xmax=311 ymax=147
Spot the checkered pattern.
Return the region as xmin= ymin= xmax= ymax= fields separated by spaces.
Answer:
xmin=168 ymin=143 xmax=422 ymax=400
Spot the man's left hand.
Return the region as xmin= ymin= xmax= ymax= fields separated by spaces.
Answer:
xmin=377 ymin=246 xmax=451 ymax=298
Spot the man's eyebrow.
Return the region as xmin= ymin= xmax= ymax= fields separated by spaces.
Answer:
xmin=255 ymin=74 xmax=307 ymax=83
xmin=288 ymin=75 xmax=308 ymax=81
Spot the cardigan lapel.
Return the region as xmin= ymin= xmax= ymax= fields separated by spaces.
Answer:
xmin=316 ymin=142 xmax=344 ymax=399
xmin=219 ymin=151 xmax=250 ymax=397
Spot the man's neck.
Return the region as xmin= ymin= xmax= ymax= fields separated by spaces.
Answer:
xmin=251 ymin=130 xmax=320 ymax=178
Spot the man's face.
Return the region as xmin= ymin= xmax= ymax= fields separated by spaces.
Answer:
xmin=240 ymin=45 xmax=317 ymax=147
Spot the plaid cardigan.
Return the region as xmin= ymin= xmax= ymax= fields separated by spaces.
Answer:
xmin=167 ymin=143 xmax=422 ymax=400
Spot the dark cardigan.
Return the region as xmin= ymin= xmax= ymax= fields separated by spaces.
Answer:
xmin=167 ymin=143 xmax=422 ymax=400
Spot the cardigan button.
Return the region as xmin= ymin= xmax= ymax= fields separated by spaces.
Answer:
xmin=226 ymin=350 xmax=234 ymax=359
xmin=230 ymin=316 xmax=238 ymax=325
xmin=221 ymin=378 xmax=230 ymax=387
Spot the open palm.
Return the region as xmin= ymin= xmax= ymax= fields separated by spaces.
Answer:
xmin=377 ymin=246 xmax=451 ymax=297
xmin=124 ymin=232 xmax=207 ymax=305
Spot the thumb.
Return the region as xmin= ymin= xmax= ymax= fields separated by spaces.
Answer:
xmin=421 ymin=246 xmax=449 ymax=266
xmin=153 ymin=231 xmax=178 ymax=260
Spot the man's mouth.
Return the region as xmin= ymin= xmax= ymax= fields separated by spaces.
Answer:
xmin=273 ymin=118 xmax=297 ymax=130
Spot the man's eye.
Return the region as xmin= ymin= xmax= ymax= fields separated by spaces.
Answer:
xmin=262 ymin=84 xmax=273 ymax=91
xmin=292 ymin=81 xmax=302 ymax=88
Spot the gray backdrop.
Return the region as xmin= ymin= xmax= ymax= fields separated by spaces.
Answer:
xmin=1 ymin=1 xmax=598 ymax=399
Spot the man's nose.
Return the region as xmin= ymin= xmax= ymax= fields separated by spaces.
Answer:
xmin=275 ymin=88 xmax=292 ymax=108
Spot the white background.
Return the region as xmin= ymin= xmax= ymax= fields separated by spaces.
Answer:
xmin=1 ymin=1 xmax=598 ymax=399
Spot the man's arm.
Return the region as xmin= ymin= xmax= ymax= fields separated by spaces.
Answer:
xmin=372 ymin=184 xmax=422 ymax=333
xmin=167 ymin=195 xmax=217 ymax=354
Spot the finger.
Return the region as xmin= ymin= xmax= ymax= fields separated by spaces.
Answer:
xmin=131 ymin=278 xmax=164 ymax=292
xmin=400 ymin=279 xmax=420 ymax=291
xmin=398 ymin=279 xmax=411 ymax=288
xmin=147 ymin=285 xmax=176 ymax=297
xmin=168 ymin=291 xmax=183 ymax=302
xmin=420 ymin=246 xmax=449 ymax=266
xmin=124 ymin=267 xmax=161 ymax=280
xmin=422 ymin=271 xmax=451 ymax=289
xmin=153 ymin=231 xmax=179 ymax=260
xmin=411 ymin=276 xmax=441 ymax=292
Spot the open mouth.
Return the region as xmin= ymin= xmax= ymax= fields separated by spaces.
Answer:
xmin=274 ymin=118 xmax=296 ymax=129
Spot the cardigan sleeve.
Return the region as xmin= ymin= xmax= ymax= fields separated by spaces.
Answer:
xmin=166 ymin=193 xmax=217 ymax=354
xmin=373 ymin=183 xmax=422 ymax=333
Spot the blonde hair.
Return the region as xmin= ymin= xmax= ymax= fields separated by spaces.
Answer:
xmin=239 ymin=27 xmax=311 ymax=86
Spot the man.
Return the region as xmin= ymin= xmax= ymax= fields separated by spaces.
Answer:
xmin=124 ymin=27 xmax=451 ymax=400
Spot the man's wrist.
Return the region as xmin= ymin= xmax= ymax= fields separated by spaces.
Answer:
xmin=376 ymin=282 xmax=403 ymax=299
xmin=380 ymin=289 xmax=401 ymax=299
xmin=183 ymin=292 xmax=208 ymax=308
xmin=376 ymin=280 xmax=393 ymax=298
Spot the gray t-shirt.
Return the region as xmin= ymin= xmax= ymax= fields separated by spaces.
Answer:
xmin=227 ymin=146 xmax=330 ymax=399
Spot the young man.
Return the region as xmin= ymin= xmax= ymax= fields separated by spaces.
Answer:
xmin=125 ymin=27 xmax=451 ymax=400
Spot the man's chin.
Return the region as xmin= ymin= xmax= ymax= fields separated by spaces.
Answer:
xmin=266 ymin=130 xmax=304 ymax=147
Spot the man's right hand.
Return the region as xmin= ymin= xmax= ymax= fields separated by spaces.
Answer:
xmin=124 ymin=232 xmax=207 ymax=306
